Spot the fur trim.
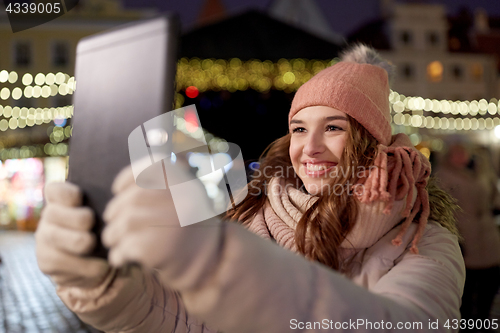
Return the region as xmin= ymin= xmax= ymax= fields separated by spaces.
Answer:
xmin=340 ymin=43 xmax=396 ymax=88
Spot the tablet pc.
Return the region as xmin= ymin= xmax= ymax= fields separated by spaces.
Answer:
xmin=68 ymin=14 xmax=179 ymax=258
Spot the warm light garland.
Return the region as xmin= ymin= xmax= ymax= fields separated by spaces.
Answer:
xmin=389 ymin=91 xmax=499 ymax=117
xmin=175 ymin=58 xmax=500 ymax=132
xmin=392 ymin=113 xmax=500 ymax=131
xmin=0 ymin=70 xmax=75 ymax=100
xmin=0 ymin=105 xmax=73 ymax=131
xmin=0 ymin=143 xmax=68 ymax=160
xmin=48 ymin=125 xmax=72 ymax=144
xmin=389 ymin=90 xmax=500 ymax=131
xmin=1 ymin=59 xmax=500 ymax=161
xmin=175 ymin=57 xmax=338 ymax=93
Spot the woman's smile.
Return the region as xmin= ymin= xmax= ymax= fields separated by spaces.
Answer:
xmin=302 ymin=161 xmax=337 ymax=177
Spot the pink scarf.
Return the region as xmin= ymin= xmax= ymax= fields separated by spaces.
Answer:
xmin=359 ymin=133 xmax=431 ymax=253
xmin=246 ymin=133 xmax=431 ymax=255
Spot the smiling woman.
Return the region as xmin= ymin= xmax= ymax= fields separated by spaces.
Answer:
xmin=225 ymin=43 xmax=464 ymax=325
xmin=228 ymin=44 xmax=447 ymax=267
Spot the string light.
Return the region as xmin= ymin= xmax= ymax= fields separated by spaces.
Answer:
xmin=389 ymin=91 xmax=499 ymax=117
xmin=0 ymin=144 xmax=48 ymax=160
xmin=8 ymin=72 xmax=18 ymax=84
xmin=0 ymin=71 xmax=9 ymax=83
xmin=0 ymin=143 xmax=68 ymax=160
xmin=0 ymin=65 xmax=483 ymax=122
xmin=0 ymin=88 xmax=10 ymax=100
xmin=0 ymin=70 xmax=75 ymax=99
xmin=176 ymin=58 xmax=500 ymax=133
xmin=2 ymin=61 xmax=500 ymax=162
xmin=0 ymin=105 xmax=73 ymax=131
xmin=175 ymin=59 xmax=499 ymax=125
xmin=176 ymin=57 xmax=338 ymax=93
xmin=1 ymin=63 xmax=494 ymax=130
xmin=392 ymin=113 xmax=500 ymax=131
xmin=0 ymin=126 xmax=71 ymax=160
xmin=22 ymin=73 xmax=33 ymax=85
xmin=47 ymin=125 xmax=72 ymax=143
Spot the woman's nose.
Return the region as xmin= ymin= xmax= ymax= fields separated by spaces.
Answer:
xmin=303 ymin=133 xmax=325 ymax=156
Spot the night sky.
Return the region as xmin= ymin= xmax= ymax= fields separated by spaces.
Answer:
xmin=122 ymin=0 xmax=500 ymax=36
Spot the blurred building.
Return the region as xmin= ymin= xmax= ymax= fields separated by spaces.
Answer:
xmin=0 ymin=0 xmax=155 ymax=159
xmin=467 ymin=8 xmax=500 ymax=89
xmin=348 ymin=1 xmax=500 ymax=164
xmin=350 ymin=2 xmax=497 ymax=101
xmin=0 ymin=0 xmax=155 ymax=230
xmin=0 ymin=0 xmax=155 ymax=106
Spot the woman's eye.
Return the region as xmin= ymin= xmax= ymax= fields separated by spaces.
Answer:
xmin=292 ymin=127 xmax=306 ymax=133
xmin=327 ymin=125 xmax=343 ymax=131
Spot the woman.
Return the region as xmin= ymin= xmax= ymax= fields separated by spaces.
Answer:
xmin=35 ymin=44 xmax=465 ymax=332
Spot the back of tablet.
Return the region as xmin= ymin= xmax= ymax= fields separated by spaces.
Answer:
xmin=68 ymin=14 xmax=179 ymax=258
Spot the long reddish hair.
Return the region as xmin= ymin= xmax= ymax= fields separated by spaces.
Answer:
xmin=226 ymin=116 xmax=460 ymax=270
xmin=226 ymin=116 xmax=378 ymax=270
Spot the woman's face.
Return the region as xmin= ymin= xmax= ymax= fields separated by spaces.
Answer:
xmin=289 ymin=106 xmax=348 ymax=195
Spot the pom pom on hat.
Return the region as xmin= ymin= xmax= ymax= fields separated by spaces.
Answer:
xmin=289 ymin=44 xmax=395 ymax=146
xmin=340 ymin=43 xmax=396 ymax=87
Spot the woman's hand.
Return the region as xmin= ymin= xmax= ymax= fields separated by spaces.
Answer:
xmin=102 ymin=165 xmax=223 ymax=289
xmin=35 ymin=182 xmax=110 ymax=288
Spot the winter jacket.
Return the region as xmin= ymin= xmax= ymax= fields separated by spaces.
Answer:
xmin=56 ymin=216 xmax=465 ymax=332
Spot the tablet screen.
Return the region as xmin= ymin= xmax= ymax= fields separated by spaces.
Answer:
xmin=68 ymin=14 xmax=179 ymax=258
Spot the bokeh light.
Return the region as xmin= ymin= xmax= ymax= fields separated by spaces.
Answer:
xmin=427 ymin=61 xmax=443 ymax=82
xmin=185 ymin=86 xmax=199 ymax=98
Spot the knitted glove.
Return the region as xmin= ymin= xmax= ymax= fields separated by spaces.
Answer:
xmin=35 ymin=182 xmax=111 ymax=288
xmin=102 ymin=165 xmax=224 ymax=291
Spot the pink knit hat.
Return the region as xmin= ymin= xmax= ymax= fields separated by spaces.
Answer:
xmin=289 ymin=61 xmax=392 ymax=146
